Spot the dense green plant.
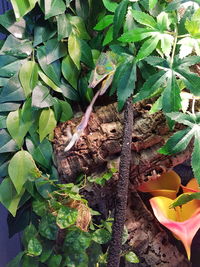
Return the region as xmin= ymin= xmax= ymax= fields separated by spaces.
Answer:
xmin=0 ymin=0 xmax=200 ymax=265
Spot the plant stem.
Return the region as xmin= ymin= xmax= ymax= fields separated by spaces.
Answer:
xmin=107 ymin=97 xmax=133 ymax=267
xmin=170 ymin=26 xmax=178 ymax=68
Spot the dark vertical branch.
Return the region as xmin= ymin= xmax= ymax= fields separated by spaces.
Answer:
xmin=107 ymin=97 xmax=133 ymax=267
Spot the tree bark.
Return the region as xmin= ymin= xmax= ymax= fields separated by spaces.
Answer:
xmin=53 ymin=100 xmax=192 ymax=266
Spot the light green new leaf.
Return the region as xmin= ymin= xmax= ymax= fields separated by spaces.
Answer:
xmin=158 ymin=127 xmax=194 ymax=155
xmin=39 ymin=109 xmax=57 ymax=142
xmin=192 ymin=132 xmax=200 ymax=185
xmin=38 ymin=70 xmax=62 ymax=93
xmin=0 ymin=178 xmax=24 ymax=216
xmin=113 ymin=0 xmax=129 ymax=39
xmin=19 ymin=61 xmax=38 ymax=97
xmin=8 ymin=151 xmax=41 ymax=194
xmin=171 ymin=192 xmax=200 ymax=208
xmin=103 ymin=26 xmax=113 ymax=46
xmin=94 ymin=15 xmax=114 ymax=30
xmin=118 ymin=28 xmax=153 ymax=43
xmin=10 ymin=0 xmax=38 ymax=19
xmin=102 ymin=0 xmax=118 ymax=12
xmin=92 ymin=229 xmax=111 ymax=244
xmin=68 ymin=33 xmax=81 ymax=70
xmin=149 ymin=0 xmax=158 ymax=9
xmin=136 ymin=37 xmax=159 ymax=62
xmin=62 ymin=55 xmax=79 ymax=89
xmin=125 ymin=251 xmax=140 ymax=263
xmin=44 ymin=0 xmax=66 ymax=19
xmin=56 ymin=206 xmax=78 ymax=229
xmin=32 ymin=84 xmax=54 ymax=108
xmin=132 ymin=10 xmax=157 ymax=28
xmin=27 ymin=237 xmax=43 ymax=256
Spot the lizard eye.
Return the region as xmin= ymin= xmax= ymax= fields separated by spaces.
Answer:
xmin=96 ymin=65 xmax=106 ymax=75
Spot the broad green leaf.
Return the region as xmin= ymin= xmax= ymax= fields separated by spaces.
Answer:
xmin=44 ymin=0 xmax=66 ymax=19
xmin=56 ymin=206 xmax=78 ymax=229
xmin=22 ymin=224 xmax=37 ymax=248
xmin=67 ymin=15 xmax=90 ymax=40
xmin=132 ymin=10 xmax=157 ymax=28
xmin=170 ymin=192 xmax=200 ymax=208
xmin=8 ymin=151 xmax=41 ymax=194
xmin=149 ymin=0 xmax=158 ymax=9
xmin=32 ymin=199 xmax=47 ymax=217
xmin=47 ymin=254 xmax=62 ymax=267
xmin=192 ymin=134 xmax=200 ymax=185
xmin=118 ymin=28 xmax=153 ymax=43
xmin=125 ymin=251 xmax=140 ymax=263
xmin=19 ymin=61 xmax=38 ymax=97
xmin=113 ymin=0 xmax=129 ymax=39
xmin=39 ymin=214 xmax=58 ymax=240
xmin=75 ymin=0 xmax=89 ymax=20
xmin=38 ymin=70 xmax=62 ymax=93
xmin=103 ymin=0 xmax=118 ymax=12
xmin=0 ymin=178 xmax=24 ymax=216
xmin=94 ymin=15 xmax=114 ymax=30
xmin=34 ymin=23 xmax=56 ymax=47
xmin=32 ymin=84 xmax=54 ymax=108
xmin=62 ymin=55 xmax=79 ymax=89
xmin=59 ymin=100 xmax=73 ymax=122
xmin=162 ymin=73 xmax=181 ymax=113
xmin=56 ymin=14 xmax=72 ymax=41
xmin=158 ymin=127 xmax=194 ymax=155
xmin=6 ymin=100 xmax=32 ymax=148
xmin=21 ymin=254 xmax=39 ymax=267
xmin=103 ymin=26 xmax=114 ymax=46
xmin=134 ymin=70 xmax=167 ymax=102
xmin=0 ymin=74 xmax=25 ymax=103
xmin=38 ymin=109 xmax=57 ymax=142
xmin=0 ymin=102 xmax=21 ymax=112
xmin=136 ymin=37 xmax=159 ymax=62
xmin=0 ymin=129 xmax=18 ymax=153
xmin=28 ymin=237 xmax=42 ymax=256
xmin=39 ymin=242 xmax=52 ymax=263
xmin=117 ymin=62 xmax=136 ymax=110
xmin=45 ymin=38 xmax=68 ymax=64
xmin=92 ymin=229 xmax=111 ymax=244
xmin=0 ymin=10 xmax=26 ymax=39
xmin=0 ymin=35 xmax=33 ymax=58
xmin=68 ymin=33 xmax=81 ymax=70
xmin=64 ymin=228 xmax=91 ymax=252
xmin=6 ymin=252 xmax=25 ymax=267
xmin=80 ymin=39 xmax=94 ymax=68
xmin=10 ymin=0 xmax=38 ymax=19
xmin=0 ymin=55 xmax=23 ymax=78
xmin=32 ymin=138 xmax=53 ymax=169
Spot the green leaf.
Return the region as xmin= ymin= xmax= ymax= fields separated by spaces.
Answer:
xmin=68 ymin=33 xmax=81 ymax=70
xmin=32 ymin=138 xmax=53 ymax=169
xmin=32 ymin=199 xmax=47 ymax=217
xmin=47 ymin=254 xmax=62 ymax=267
xmin=44 ymin=0 xmax=66 ymax=19
xmin=158 ymin=127 xmax=194 ymax=155
xmin=103 ymin=26 xmax=114 ymax=46
xmin=34 ymin=22 xmax=56 ymax=47
xmin=162 ymin=73 xmax=181 ymax=113
xmin=59 ymin=100 xmax=73 ymax=122
xmin=28 ymin=237 xmax=43 ymax=257
xmin=176 ymin=69 xmax=200 ymax=96
xmin=0 ymin=10 xmax=26 ymax=39
xmin=62 ymin=55 xmax=79 ymax=89
xmin=32 ymin=84 xmax=54 ymax=108
xmin=94 ymin=15 xmax=114 ymax=30
xmin=10 ymin=0 xmax=37 ymax=19
xmin=56 ymin=206 xmax=78 ymax=229
xmin=149 ymin=0 xmax=158 ymax=9
xmin=165 ymin=112 xmax=196 ymax=126
xmin=134 ymin=70 xmax=167 ymax=102
xmin=65 ymin=252 xmax=89 ymax=267
xmin=0 ymin=178 xmax=24 ymax=216
xmin=160 ymin=34 xmax=173 ymax=57
xmin=113 ymin=0 xmax=129 ymax=39
xmin=192 ymin=135 xmax=200 ymax=185
xmin=39 ymin=214 xmax=58 ymax=240
xmin=38 ymin=108 xmax=57 ymax=142
xmin=0 ymin=129 xmax=18 ymax=153
xmin=6 ymin=101 xmax=32 ymax=148
xmin=117 ymin=62 xmax=136 ymax=110
xmin=102 ymin=0 xmax=118 ymax=12
xmin=75 ymin=0 xmax=89 ymax=20
xmin=80 ymin=39 xmax=94 ymax=68
xmin=19 ymin=61 xmax=38 ymax=97
xmin=170 ymin=192 xmax=200 ymax=208
xmin=45 ymin=38 xmax=68 ymax=64
xmin=118 ymin=28 xmax=153 ymax=43
xmin=132 ymin=10 xmax=157 ymax=28
xmin=21 ymin=255 xmax=39 ymax=267
xmin=39 ymin=242 xmax=52 ymax=263
xmin=56 ymin=14 xmax=72 ymax=41
xmin=0 ymin=74 xmax=25 ymax=103
xmin=7 ymin=252 xmax=25 ymax=267
xmin=67 ymin=14 xmax=90 ymax=40
xmin=64 ymin=227 xmax=91 ymax=252
xmin=0 ymin=55 xmax=23 ymax=78
xmin=38 ymin=70 xmax=62 ymax=93
xmin=0 ymin=102 xmax=21 ymax=112
xmin=125 ymin=251 xmax=140 ymax=263
xmin=8 ymin=151 xmax=41 ymax=194
xmin=0 ymin=115 xmax=7 ymax=129
xmin=136 ymin=37 xmax=159 ymax=62
xmin=92 ymin=229 xmax=111 ymax=244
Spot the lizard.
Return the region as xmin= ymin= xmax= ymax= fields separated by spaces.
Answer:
xmin=64 ymin=51 xmax=119 ymax=152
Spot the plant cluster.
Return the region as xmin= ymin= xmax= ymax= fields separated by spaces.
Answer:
xmin=0 ymin=0 xmax=200 ymax=265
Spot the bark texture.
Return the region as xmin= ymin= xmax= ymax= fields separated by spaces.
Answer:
xmin=53 ymin=100 xmax=192 ymax=266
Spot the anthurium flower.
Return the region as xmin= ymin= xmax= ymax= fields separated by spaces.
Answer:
xmin=181 ymin=178 xmax=200 ymax=193
xmin=150 ymin=195 xmax=200 ymax=259
xmin=137 ymin=171 xmax=181 ymax=199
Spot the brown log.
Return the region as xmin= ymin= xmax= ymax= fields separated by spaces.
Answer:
xmin=53 ymin=100 xmax=192 ymax=266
